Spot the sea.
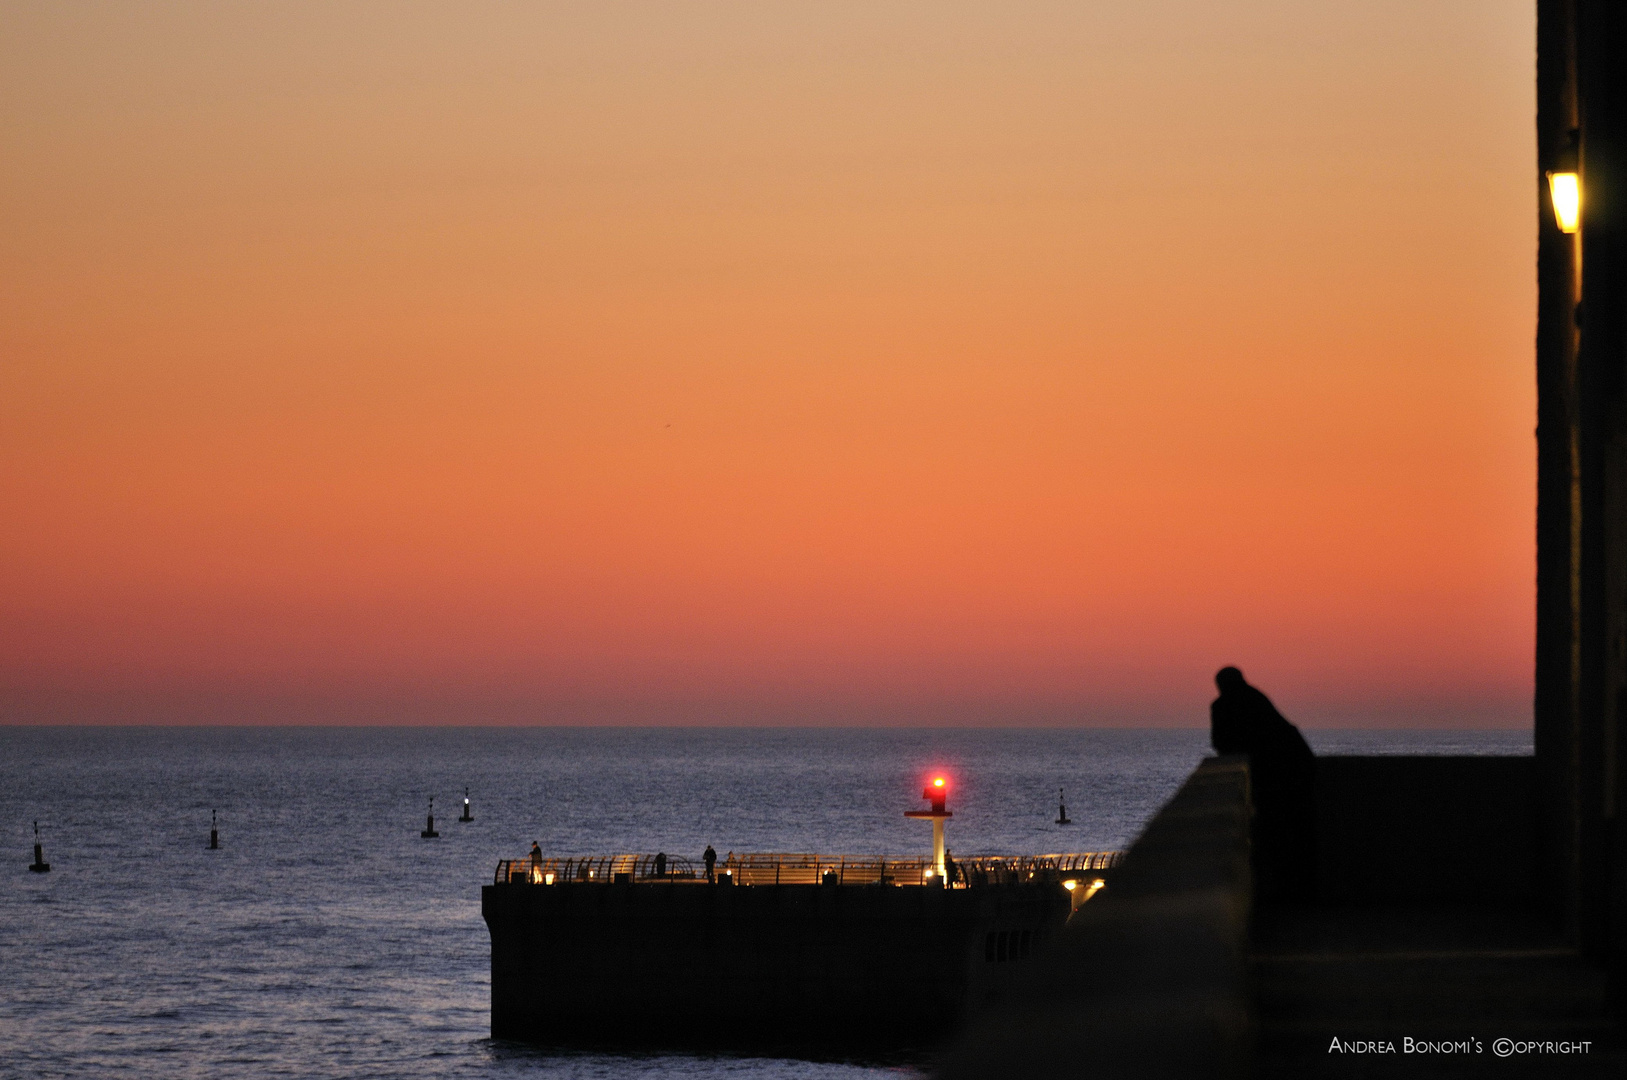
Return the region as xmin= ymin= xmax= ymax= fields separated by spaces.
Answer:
xmin=0 ymin=726 xmax=1531 ymax=1080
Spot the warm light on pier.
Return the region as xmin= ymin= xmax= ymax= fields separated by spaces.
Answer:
xmin=1062 ymin=876 xmax=1107 ymax=911
xmin=1549 ymin=171 xmax=1581 ymax=233
xmin=496 ymin=850 xmax=1120 ymax=888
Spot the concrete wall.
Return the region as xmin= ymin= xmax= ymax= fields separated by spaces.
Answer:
xmin=936 ymin=756 xmax=1255 ymax=1080
xmin=1314 ymin=756 xmax=1536 ymax=906
xmin=484 ymin=878 xmax=1069 ymax=1051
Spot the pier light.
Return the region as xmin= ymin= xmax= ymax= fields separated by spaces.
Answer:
xmin=1065 ymin=876 xmax=1108 ymax=911
xmin=1549 ymin=171 xmax=1581 ymax=233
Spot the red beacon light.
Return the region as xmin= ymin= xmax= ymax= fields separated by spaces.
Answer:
xmin=925 ymin=777 xmax=948 ymax=814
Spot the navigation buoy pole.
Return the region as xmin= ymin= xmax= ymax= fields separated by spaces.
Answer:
xmin=210 ymin=809 xmax=219 ymax=849
xmin=905 ymin=776 xmax=952 ymax=881
xmin=421 ymin=797 xmax=439 ymax=839
xmin=459 ymin=787 xmax=473 ymax=823
xmin=1056 ymin=788 xmax=1071 ymax=826
xmin=29 ymin=821 xmax=50 ymax=873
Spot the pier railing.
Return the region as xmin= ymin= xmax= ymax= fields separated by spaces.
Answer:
xmin=494 ymin=850 xmax=1119 ymax=887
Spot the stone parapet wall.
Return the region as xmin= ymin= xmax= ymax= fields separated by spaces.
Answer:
xmin=936 ymin=755 xmax=1255 ymax=1080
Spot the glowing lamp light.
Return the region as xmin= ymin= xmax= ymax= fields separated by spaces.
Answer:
xmin=1549 ymin=171 xmax=1581 ymax=234
xmin=1062 ymin=879 xmax=1078 ymax=892
xmin=932 ymin=777 xmax=945 ymax=788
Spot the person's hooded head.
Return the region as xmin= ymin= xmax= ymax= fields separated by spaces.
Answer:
xmin=1215 ymin=666 xmax=1247 ymax=693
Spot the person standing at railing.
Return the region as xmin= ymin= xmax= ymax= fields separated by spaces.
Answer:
xmin=703 ymin=845 xmax=716 ymax=883
xmin=529 ymin=841 xmax=542 ymax=883
xmin=1210 ymin=666 xmax=1316 ymax=902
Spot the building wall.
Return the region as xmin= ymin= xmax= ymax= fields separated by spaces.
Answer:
xmin=1536 ymin=0 xmax=1627 ymax=982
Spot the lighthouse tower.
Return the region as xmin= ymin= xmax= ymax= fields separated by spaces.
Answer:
xmin=905 ymin=776 xmax=952 ymax=882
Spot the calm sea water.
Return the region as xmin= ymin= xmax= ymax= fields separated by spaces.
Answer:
xmin=0 ymin=726 xmax=1529 ymax=1080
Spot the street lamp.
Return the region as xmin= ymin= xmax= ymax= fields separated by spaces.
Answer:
xmin=1548 ymin=171 xmax=1581 ymax=234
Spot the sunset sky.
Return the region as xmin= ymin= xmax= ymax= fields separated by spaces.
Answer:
xmin=1 ymin=1 xmax=1536 ymax=727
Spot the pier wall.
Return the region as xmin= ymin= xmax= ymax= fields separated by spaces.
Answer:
xmin=937 ymin=755 xmax=1255 ymax=1079
xmin=935 ymin=754 xmax=1547 ymax=1078
xmin=483 ymin=878 xmax=1069 ymax=1050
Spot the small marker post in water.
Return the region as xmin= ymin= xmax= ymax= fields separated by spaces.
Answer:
xmin=29 ymin=821 xmax=50 ymax=873
xmin=1056 ymin=788 xmax=1071 ymax=826
xmin=459 ymin=787 xmax=473 ymax=823
xmin=210 ymin=809 xmax=219 ymax=850
xmin=421 ymin=797 xmax=439 ymax=839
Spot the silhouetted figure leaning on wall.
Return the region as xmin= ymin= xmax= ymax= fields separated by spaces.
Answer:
xmin=1211 ymin=666 xmax=1316 ymax=901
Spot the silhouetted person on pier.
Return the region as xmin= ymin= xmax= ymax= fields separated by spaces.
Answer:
xmin=703 ymin=845 xmax=716 ymax=883
xmin=1210 ymin=666 xmax=1316 ymax=901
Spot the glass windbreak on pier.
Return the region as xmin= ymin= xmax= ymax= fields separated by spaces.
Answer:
xmin=494 ymin=850 xmax=1119 ymax=888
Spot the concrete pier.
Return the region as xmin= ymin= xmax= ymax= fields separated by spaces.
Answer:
xmin=484 ymin=874 xmax=1070 ymax=1052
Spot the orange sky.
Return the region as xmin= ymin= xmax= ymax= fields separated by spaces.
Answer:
xmin=0 ymin=1 xmax=1536 ymax=726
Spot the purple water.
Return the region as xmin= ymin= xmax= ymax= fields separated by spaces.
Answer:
xmin=0 ymin=726 xmax=1529 ymax=1078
